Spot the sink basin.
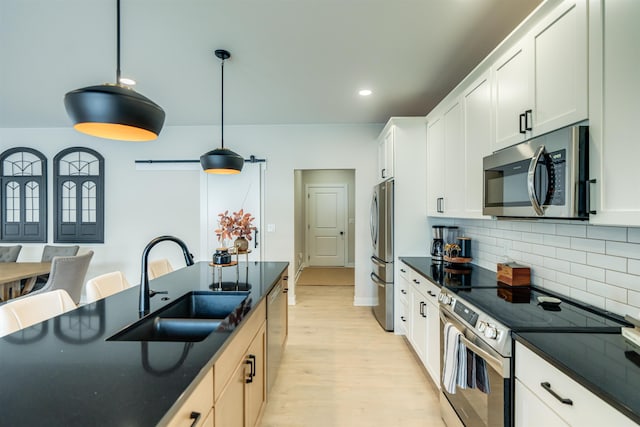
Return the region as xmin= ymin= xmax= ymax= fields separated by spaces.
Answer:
xmin=108 ymin=291 xmax=249 ymax=342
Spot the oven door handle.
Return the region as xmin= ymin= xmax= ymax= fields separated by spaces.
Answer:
xmin=527 ymin=145 xmax=546 ymax=216
xmin=439 ymin=311 xmax=504 ymax=374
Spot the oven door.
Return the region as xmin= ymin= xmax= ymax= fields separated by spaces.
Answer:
xmin=439 ymin=308 xmax=511 ymax=427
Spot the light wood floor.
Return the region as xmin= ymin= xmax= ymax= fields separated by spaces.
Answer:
xmin=296 ymin=267 xmax=355 ymax=286
xmin=259 ymin=286 xmax=445 ymax=427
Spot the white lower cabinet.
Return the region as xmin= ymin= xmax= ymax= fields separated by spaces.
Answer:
xmin=515 ymin=342 xmax=636 ymax=427
xmin=402 ymin=262 xmax=440 ymax=388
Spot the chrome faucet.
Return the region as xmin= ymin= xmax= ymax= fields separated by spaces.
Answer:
xmin=139 ymin=235 xmax=195 ymax=315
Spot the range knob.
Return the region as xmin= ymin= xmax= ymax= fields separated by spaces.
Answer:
xmin=442 ymin=295 xmax=452 ymax=305
xmin=477 ymin=321 xmax=487 ymax=333
xmin=484 ymin=325 xmax=498 ymax=340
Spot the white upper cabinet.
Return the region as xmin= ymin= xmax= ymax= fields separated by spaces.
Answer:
xmin=492 ymin=0 xmax=588 ymax=152
xmin=463 ymin=72 xmax=493 ymax=218
xmin=377 ymin=125 xmax=395 ymax=182
xmin=588 ymin=0 xmax=640 ymax=226
xmin=492 ymin=40 xmax=532 ymax=150
xmin=426 ymin=115 xmax=445 ymax=216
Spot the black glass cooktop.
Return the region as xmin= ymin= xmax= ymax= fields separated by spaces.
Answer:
xmin=448 ymin=285 xmax=629 ymax=332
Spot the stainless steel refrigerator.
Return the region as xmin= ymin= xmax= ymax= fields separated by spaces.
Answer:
xmin=370 ymin=179 xmax=394 ymax=331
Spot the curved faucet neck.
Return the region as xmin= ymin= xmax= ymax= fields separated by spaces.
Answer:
xmin=139 ymin=235 xmax=195 ymax=315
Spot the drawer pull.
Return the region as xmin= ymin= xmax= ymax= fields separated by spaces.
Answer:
xmin=401 ymin=316 xmax=406 ymax=322
xmin=540 ymin=382 xmax=573 ymax=405
xmin=400 ymin=268 xmax=406 ymax=273
xmin=189 ymin=411 xmax=201 ymax=427
xmin=427 ymin=290 xmax=436 ymax=297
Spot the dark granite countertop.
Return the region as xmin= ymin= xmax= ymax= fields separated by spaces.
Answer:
xmin=515 ymin=332 xmax=640 ymax=424
xmin=0 ymin=261 xmax=288 ymax=427
xmin=399 ymin=256 xmax=498 ymax=288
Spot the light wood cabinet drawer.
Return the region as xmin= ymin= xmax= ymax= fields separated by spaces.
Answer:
xmin=515 ymin=342 xmax=635 ymax=427
xmin=167 ymin=368 xmax=214 ymax=427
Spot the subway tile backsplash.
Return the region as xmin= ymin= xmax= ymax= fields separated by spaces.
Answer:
xmin=429 ymin=217 xmax=640 ymax=317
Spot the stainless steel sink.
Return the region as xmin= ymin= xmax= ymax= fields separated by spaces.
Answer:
xmin=108 ymin=291 xmax=249 ymax=342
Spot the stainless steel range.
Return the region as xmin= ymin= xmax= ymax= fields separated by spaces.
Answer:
xmin=438 ymin=284 xmax=629 ymax=427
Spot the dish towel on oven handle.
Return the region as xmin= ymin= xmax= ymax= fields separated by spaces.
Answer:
xmin=442 ymin=322 xmax=462 ymax=394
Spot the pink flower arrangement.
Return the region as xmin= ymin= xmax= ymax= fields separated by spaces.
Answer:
xmin=215 ymin=209 xmax=256 ymax=244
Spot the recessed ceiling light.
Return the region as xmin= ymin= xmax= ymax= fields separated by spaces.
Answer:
xmin=119 ymin=77 xmax=136 ymax=86
xmin=359 ymin=89 xmax=372 ymax=96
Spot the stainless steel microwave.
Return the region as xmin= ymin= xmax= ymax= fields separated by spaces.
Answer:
xmin=483 ymin=125 xmax=589 ymax=219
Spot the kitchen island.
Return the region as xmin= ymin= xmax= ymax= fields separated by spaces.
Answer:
xmin=0 ymin=261 xmax=288 ymax=427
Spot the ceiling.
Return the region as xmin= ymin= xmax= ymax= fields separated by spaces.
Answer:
xmin=0 ymin=0 xmax=542 ymax=129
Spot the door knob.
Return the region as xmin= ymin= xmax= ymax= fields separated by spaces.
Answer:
xmin=340 ymin=231 xmax=344 ymax=235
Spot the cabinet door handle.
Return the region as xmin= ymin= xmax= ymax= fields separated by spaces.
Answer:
xmin=519 ymin=113 xmax=526 ymax=134
xmin=381 ymin=168 xmax=386 ymax=179
xmin=436 ymin=197 xmax=445 ymax=213
xmin=419 ymin=301 xmax=426 ymax=317
xmin=189 ymin=411 xmax=201 ymax=427
xmin=540 ymin=382 xmax=573 ymax=405
xmin=249 ymin=354 xmax=256 ymax=378
xmin=586 ymin=178 xmax=597 ymax=215
xmin=422 ymin=302 xmax=427 ymax=318
xmin=525 ymin=109 xmax=533 ymax=131
xmin=245 ymin=358 xmax=254 ymax=383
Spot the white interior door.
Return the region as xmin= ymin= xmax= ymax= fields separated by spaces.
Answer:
xmin=306 ymin=185 xmax=346 ymax=266
xmin=200 ymin=162 xmax=264 ymax=262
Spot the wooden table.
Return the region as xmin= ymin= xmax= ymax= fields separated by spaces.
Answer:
xmin=0 ymin=262 xmax=51 ymax=301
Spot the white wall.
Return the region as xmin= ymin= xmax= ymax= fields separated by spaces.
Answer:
xmin=428 ymin=216 xmax=640 ymax=318
xmin=1 ymin=123 xmax=381 ymax=305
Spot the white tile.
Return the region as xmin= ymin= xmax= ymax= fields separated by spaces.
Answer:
xmin=543 ymin=280 xmax=571 ymax=296
xmin=530 ymin=243 xmax=554 ymax=257
xmin=587 ymin=225 xmax=627 ymax=242
xmin=605 ymin=270 xmax=640 ymax=289
xmin=534 ymin=268 xmax=556 ymax=281
xmin=543 ymin=257 xmax=571 ymax=273
xmin=586 ymin=253 xmax=627 ymax=272
xmin=570 ymin=288 xmax=605 ymax=309
xmin=587 ymin=280 xmax=627 ymax=303
xmin=490 ymin=229 xmax=506 ymax=238
xmin=555 ymin=271 xmax=587 ymax=291
xmin=628 ymin=227 xmax=640 ymax=243
xmin=476 ymin=259 xmax=497 ymax=271
xmin=503 ymin=230 xmax=523 ymax=241
xmin=511 ymin=221 xmax=533 ymax=232
xmin=605 ymin=299 xmax=638 ymax=317
xmin=629 ymin=259 xmax=640 ymax=276
xmin=521 ymin=252 xmax=544 ymax=267
xmin=556 ymin=224 xmax=587 ymax=238
xmin=507 ymin=249 xmax=523 ymax=262
xmin=607 ymin=241 xmax=640 ymax=260
xmin=570 ymin=237 xmax=605 ymax=254
xmin=532 ymin=222 xmax=556 ymax=235
xmin=543 ymin=234 xmax=572 ymax=249
xmin=497 ymin=221 xmax=513 ymax=230
xmin=628 ymin=290 xmax=640 ymax=308
xmin=555 ymin=248 xmax=587 ymax=264
xmin=570 ymin=263 xmax=605 ymax=282
xmin=521 ymin=232 xmax=544 ymax=244
xmin=511 ymin=241 xmax=531 ymax=252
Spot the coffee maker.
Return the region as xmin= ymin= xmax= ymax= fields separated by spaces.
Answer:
xmin=431 ymin=225 xmax=445 ymax=262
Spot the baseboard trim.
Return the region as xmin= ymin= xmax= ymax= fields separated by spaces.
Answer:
xmin=353 ymin=296 xmax=376 ymax=306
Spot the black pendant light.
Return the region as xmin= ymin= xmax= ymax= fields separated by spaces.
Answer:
xmin=200 ymin=49 xmax=244 ymax=174
xmin=64 ymin=0 xmax=165 ymax=142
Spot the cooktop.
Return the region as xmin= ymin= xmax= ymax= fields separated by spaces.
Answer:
xmin=445 ymin=285 xmax=629 ymax=332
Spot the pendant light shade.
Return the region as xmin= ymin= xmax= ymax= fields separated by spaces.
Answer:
xmin=200 ymin=49 xmax=244 ymax=174
xmin=64 ymin=0 xmax=165 ymax=141
xmin=65 ymin=84 xmax=165 ymax=141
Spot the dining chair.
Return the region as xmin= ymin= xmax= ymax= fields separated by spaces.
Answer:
xmin=148 ymin=258 xmax=174 ymax=280
xmin=32 ymin=245 xmax=81 ymax=288
xmin=0 ymin=245 xmax=22 ymax=263
xmin=85 ymin=271 xmax=132 ymax=303
xmin=0 ymin=289 xmax=76 ymax=338
xmin=28 ymin=251 xmax=94 ymax=304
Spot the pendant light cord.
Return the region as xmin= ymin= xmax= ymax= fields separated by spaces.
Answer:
xmin=220 ymin=58 xmax=225 ymax=149
xmin=116 ymin=0 xmax=121 ymax=83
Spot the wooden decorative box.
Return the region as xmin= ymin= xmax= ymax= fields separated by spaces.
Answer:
xmin=497 ymin=263 xmax=531 ymax=286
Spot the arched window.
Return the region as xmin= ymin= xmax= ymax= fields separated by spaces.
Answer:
xmin=54 ymin=148 xmax=104 ymax=243
xmin=0 ymin=148 xmax=47 ymax=242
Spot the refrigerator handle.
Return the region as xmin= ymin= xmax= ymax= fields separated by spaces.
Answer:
xmin=370 ymin=272 xmax=386 ymax=288
xmin=370 ymin=256 xmax=387 ymax=268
